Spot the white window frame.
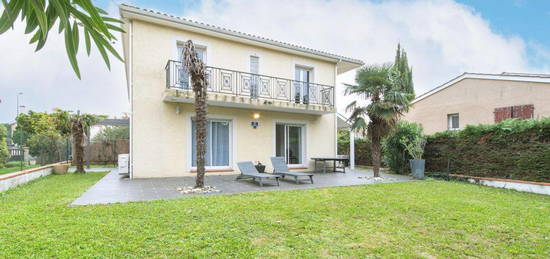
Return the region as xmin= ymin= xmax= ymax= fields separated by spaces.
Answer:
xmin=174 ymin=38 xmax=210 ymax=65
xmin=249 ymin=54 xmax=260 ymax=74
xmin=176 ymin=43 xmax=207 ymax=64
xmin=187 ymin=114 xmax=235 ymax=171
xmin=293 ymin=61 xmax=315 ymax=83
xmin=273 ymin=119 xmax=307 ymax=168
xmin=447 ymin=113 xmax=459 ymax=131
xmin=293 ymin=62 xmax=315 ymax=104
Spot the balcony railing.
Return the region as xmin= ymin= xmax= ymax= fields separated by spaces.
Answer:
xmin=165 ymin=60 xmax=334 ymax=107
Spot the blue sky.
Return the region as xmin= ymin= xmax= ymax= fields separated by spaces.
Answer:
xmin=456 ymin=0 xmax=550 ymax=68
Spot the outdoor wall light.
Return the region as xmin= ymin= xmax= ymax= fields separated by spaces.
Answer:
xmin=253 ymin=112 xmax=260 ymax=119
xmin=175 ymin=104 xmax=181 ymax=114
xmin=251 ymin=121 xmax=259 ymax=129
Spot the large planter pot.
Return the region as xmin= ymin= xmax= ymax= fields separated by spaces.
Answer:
xmin=52 ymin=164 xmax=70 ymax=175
xmin=410 ymin=159 xmax=425 ymax=179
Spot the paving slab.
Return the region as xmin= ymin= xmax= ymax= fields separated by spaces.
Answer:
xmin=71 ymin=168 xmax=413 ymax=206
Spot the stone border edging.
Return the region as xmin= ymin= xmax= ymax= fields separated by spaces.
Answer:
xmin=449 ymin=174 xmax=550 ymax=186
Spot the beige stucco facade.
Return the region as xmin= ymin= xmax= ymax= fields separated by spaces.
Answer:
xmin=403 ymin=76 xmax=550 ymax=135
xmin=120 ymin=5 xmax=362 ymax=178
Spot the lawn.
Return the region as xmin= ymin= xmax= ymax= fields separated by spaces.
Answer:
xmin=0 ymin=173 xmax=548 ymax=258
xmin=0 ymin=164 xmax=40 ymax=175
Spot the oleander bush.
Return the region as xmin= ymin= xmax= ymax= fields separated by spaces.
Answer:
xmin=383 ymin=121 xmax=424 ymax=174
xmin=424 ymin=118 xmax=550 ymax=182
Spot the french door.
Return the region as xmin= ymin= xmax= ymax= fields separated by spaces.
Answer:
xmin=294 ymin=67 xmax=311 ymax=104
xmin=250 ymin=56 xmax=260 ymax=98
xmin=275 ymin=124 xmax=303 ymax=165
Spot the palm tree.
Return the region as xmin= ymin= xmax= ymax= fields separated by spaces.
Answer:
xmin=182 ymin=40 xmax=208 ymax=188
xmin=70 ymin=111 xmax=100 ymax=174
xmin=71 ymin=115 xmax=86 ymax=173
xmin=345 ymin=63 xmax=413 ymax=177
xmin=0 ymin=0 xmax=124 ymax=79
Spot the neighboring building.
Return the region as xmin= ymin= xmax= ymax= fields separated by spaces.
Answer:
xmin=89 ymin=119 xmax=130 ymax=141
xmin=119 ymin=5 xmax=363 ymax=178
xmin=403 ymin=72 xmax=550 ymax=134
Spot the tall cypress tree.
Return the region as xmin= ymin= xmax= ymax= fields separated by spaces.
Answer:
xmin=393 ymin=44 xmax=415 ymax=99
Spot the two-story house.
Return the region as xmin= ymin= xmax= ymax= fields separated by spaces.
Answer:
xmin=119 ymin=4 xmax=363 ymax=178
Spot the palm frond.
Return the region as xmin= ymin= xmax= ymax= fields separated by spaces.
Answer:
xmin=0 ymin=0 xmax=125 ymax=79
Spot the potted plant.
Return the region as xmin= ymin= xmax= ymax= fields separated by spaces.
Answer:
xmin=400 ymin=135 xmax=427 ymax=179
xmin=254 ymin=161 xmax=266 ymax=173
xmin=52 ymin=162 xmax=70 ymax=175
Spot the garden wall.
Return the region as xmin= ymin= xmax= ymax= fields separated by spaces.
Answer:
xmin=424 ymin=119 xmax=550 ymax=182
xmin=0 ymin=163 xmax=64 ymax=193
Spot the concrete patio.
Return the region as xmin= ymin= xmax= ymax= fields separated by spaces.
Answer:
xmin=71 ymin=168 xmax=413 ymax=206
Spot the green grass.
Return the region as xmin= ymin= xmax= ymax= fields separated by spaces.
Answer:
xmin=0 ymin=164 xmax=40 ymax=175
xmin=0 ymin=173 xmax=548 ymax=258
xmin=69 ymin=164 xmax=116 ymax=169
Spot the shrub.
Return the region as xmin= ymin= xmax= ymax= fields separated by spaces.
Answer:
xmin=383 ymin=121 xmax=423 ymax=174
xmin=0 ymin=126 xmax=9 ymax=167
xmin=92 ymin=126 xmax=129 ymax=142
xmin=425 ymin=118 xmax=550 ymax=182
xmin=27 ymin=132 xmax=70 ymax=165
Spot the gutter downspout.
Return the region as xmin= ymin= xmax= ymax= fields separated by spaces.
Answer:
xmin=128 ymin=19 xmax=134 ymax=179
xmin=334 ymin=59 xmax=341 ymax=158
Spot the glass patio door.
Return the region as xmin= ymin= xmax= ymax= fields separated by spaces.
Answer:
xmin=294 ymin=67 xmax=311 ymax=104
xmin=275 ymin=124 xmax=303 ymax=165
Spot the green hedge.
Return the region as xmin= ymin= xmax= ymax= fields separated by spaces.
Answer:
xmin=424 ymin=118 xmax=550 ymax=182
xmin=338 ymin=131 xmax=373 ymax=166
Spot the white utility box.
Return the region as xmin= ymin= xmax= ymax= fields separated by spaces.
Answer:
xmin=118 ymin=154 xmax=129 ymax=176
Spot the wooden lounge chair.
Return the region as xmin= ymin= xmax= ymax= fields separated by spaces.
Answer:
xmin=236 ymin=161 xmax=280 ymax=187
xmin=270 ymin=157 xmax=314 ymax=184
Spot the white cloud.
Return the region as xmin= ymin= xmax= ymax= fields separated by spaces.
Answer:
xmin=183 ymin=0 xmax=535 ymax=114
xmin=0 ymin=0 xmax=545 ymax=122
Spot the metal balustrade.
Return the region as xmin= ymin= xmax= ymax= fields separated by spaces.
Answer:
xmin=165 ymin=60 xmax=334 ymax=107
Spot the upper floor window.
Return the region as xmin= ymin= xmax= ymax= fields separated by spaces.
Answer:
xmin=176 ymin=44 xmax=207 ymax=89
xmin=177 ymin=44 xmax=206 ymax=63
xmin=447 ymin=113 xmax=459 ymax=131
xmin=294 ymin=66 xmax=313 ymax=104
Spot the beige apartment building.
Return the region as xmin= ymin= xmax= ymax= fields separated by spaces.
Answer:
xmin=119 ymin=4 xmax=363 ymax=178
xmin=403 ymin=72 xmax=550 ymax=134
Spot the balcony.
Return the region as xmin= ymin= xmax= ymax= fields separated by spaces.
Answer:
xmin=163 ymin=60 xmax=335 ymax=114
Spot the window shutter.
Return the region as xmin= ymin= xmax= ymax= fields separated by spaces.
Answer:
xmin=494 ymin=104 xmax=534 ymax=122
